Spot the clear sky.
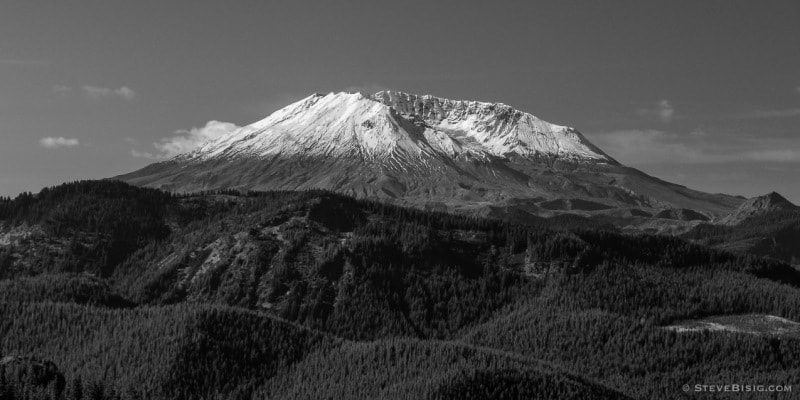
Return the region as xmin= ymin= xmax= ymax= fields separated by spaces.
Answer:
xmin=1 ymin=1 xmax=798 ymax=202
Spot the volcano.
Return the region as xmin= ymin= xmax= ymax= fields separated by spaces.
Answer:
xmin=118 ymin=91 xmax=743 ymax=219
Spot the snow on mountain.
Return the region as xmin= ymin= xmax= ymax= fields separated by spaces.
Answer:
xmin=180 ymin=91 xmax=614 ymax=167
xmin=371 ymin=91 xmax=611 ymax=161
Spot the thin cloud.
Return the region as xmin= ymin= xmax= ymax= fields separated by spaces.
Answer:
xmin=52 ymin=85 xmax=72 ymax=94
xmin=742 ymin=149 xmax=800 ymax=163
xmin=587 ymin=129 xmax=800 ymax=165
xmin=588 ymin=129 xmax=692 ymax=164
xmin=637 ymin=100 xmax=675 ymax=123
xmin=52 ymin=85 xmax=137 ymax=101
xmin=130 ymin=149 xmax=158 ymax=159
xmin=689 ymin=128 xmax=710 ymax=137
xmin=737 ymin=108 xmax=800 ymax=119
xmin=81 ymin=85 xmax=136 ymax=101
xmin=40 ymin=137 xmax=79 ymax=149
xmin=131 ymin=120 xmax=240 ymax=159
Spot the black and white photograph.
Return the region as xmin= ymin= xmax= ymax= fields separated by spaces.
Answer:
xmin=1 ymin=1 xmax=799 ymax=399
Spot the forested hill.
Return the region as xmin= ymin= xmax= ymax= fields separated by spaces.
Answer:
xmin=1 ymin=180 xmax=799 ymax=399
xmin=682 ymin=208 xmax=800 ymax=265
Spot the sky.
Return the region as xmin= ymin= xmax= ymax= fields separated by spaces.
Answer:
xmin=1 ymin=0 xmax=799 ymax=202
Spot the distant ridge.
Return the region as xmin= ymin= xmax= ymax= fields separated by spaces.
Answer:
xmin=720 ymin=192 xmax=799 ymax=225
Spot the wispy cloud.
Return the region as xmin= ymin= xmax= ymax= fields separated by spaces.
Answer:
xmin=735 ymin=108 xmax=800 ymax=119
xmin=743 ymin=149 xmax=800 ymax=163
xmin=52 ymin=85 xmax=136 ymax=101
xmin=131 ymin=120 xmax=240 ymax=159
xmin=81 ymin=85 xmax=136 ymax=101
xmin=130 ymin=149 xmax=158 ymax=159
xmin=40 ymin=137 xmax=79 ymax=149
xmin=587 ymin=129 xmax=800 ymax=165
xmin=589 ymin=130 xmax=691 ymax=164
xmin=52 ymin=85 xmax=72 ymax=95
xmin=637 ymin=100 xmax=675 ymax=123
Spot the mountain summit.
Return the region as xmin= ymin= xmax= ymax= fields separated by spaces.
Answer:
xmin=719 ymin=192 xmax=799 ymax=225
xmin=180 ymin=91 xmax=612 ymax=166
xmin=118 ymin=91 xmax=741 ymax=220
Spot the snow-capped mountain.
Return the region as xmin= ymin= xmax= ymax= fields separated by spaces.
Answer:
xmin=118 ymin=91 xmax=743 ymax=221
xmin=180 ymin=91 xmax=611 ymax=168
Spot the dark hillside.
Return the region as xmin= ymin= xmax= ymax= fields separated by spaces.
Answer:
xmin=1 ymin=180 xmax=799 ymax=399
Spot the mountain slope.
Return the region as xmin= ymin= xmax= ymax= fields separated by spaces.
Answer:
xmin=3 ymin=181 xmax=800 ymax=400
xmin=683 ymin=192 xmax=800 ymax=264
xmin=719 ymin=191 xmax=799 ymax=225
xmin=118 ymin=91 xmax=742 ymax=219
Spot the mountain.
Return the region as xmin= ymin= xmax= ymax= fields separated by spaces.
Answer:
xmin=118 ymin=90 xmax=742 ymax=221
xmin=683 ymin=192 xmax=800 ymax=264
xmin=719 ymin=191 xmax=799 ymax=225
